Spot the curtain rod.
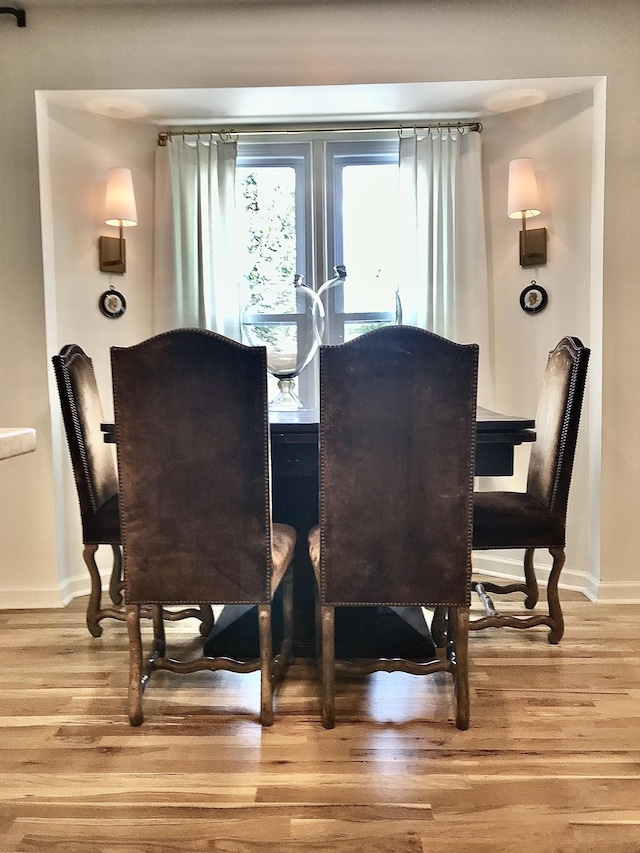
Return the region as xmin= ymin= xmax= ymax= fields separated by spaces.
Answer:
xmin=157 ymin=121 xmax=482 ymax=146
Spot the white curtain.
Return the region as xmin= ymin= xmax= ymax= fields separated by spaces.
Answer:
xmin=399 ymin=129 xmax=494 ymax=404
xmin=154 ymin=134 xmax=240 ymax=339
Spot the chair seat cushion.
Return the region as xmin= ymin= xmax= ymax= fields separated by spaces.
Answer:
xmin=83 ymin=493 xmax=120 ymax=545
xmin=473 ymin=491 xmax=565 ymax=549
xmin=271 ymin=523 xmax=296 ymax=596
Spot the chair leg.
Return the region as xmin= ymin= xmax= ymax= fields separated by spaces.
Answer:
xmin=198 ymin=604 xmax=215 ymax=637
xmin=523 ymin=547 xmax=539 ymax=609
xmin=450 ymin=606 xmax=470 ymax=731
xmin=314 ymin=583 xmax=322 ymax=667
xmin=546 ymin=547 xmax=566 ymax=644
xmin=321 ymin=604 xmax=335 ymax=729
xmin=151 ymin=603 xmax=166 ymax=658
xmin=272 ymin=572 xmax=294 ymax=682
xmin=83 ymin=544 xmax=128 ymax=636
xmin=431 ymin=605 xmax=447 ymax=648
xmin=281 ymin=571 xmax=294 ymax=668
xmin=83 ymin=544 xmax=104 ymax=637
xmin=108 ymin=544 xmax=123 ymax=605
xmin=126 ymin=604 xmax=144 ymax=726
xmin=474 ymin=547 xmax=538 ymax=604
xmin=258 ymin=603 xmax=274 ymax=727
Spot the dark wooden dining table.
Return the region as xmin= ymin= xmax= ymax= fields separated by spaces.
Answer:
xmin=103 ymin=405 xmax=535 ymax=659
xmin=269 ymin=405 xmax=535 ymax=478
xmin=265 ymin=406 xmax=534 ymax=658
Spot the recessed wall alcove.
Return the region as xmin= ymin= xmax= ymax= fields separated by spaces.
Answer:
xmin=36 ymin=76 xmax=604 ymax=605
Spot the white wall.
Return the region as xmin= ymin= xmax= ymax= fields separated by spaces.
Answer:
xmin=476 ymin=89 xmax=598 ymax=595
xmin=44 ymin=103 xmax=156 ymax=407
xmin=1 ymin=0 xmax=639 ymax=607
xmin=37 ymin=101 xmax=155 ymax=601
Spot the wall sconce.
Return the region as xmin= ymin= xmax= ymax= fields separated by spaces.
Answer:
xmin=507 ymin=157 xmax=547 ymax=267
xmin=99 ymin=167 xmax=137 ymax=274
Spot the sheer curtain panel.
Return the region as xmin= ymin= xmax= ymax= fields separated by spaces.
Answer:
xmin=154 ymin=135 xmax=240 ymax=338
xmin=399 ymin=129 xmax=494 ymax=403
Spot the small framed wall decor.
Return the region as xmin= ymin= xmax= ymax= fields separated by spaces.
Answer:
xmin=519 ymin=281 xmax=548 ymax=315
xmin=99 ymin=288 xmax=127 ymax=319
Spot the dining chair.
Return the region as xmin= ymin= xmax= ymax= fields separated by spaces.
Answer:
xmin=469 ymin=335 xmax=590 ymax=644
xmin=308 ymin=325 xmax=478 ymax=730
xmin=53 ymin=344 xmax=214 ymax=638
xmin=53 ymin=344 xmax=127 ymax=636
xmin=111 ymin=329 xmax=296 ymax=726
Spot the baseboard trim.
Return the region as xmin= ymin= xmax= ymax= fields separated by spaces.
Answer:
xmin=5 ymin=558 xmax=640 ymax=609
xmin=588 ymin=581 xmax=640 ymax=604
xmin=58 ymin=571 xmax=97 ymax=607
xmin=473 ymin=553 xmax=640 ymax=603
xmin=473 ymin=553 xmax=596 ymax=600
xmin=1 ymin=570 xmax=108 ymax=610
xmin=59 ymin=547 xmax=116 ymax=607
xmin=0 ymin=586 xmax=64 ymax=609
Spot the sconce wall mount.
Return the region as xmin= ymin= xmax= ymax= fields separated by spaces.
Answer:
xmin=518 ymin=223 xmax=547 ymax=268
xmin=99 ymin=234 xmax=127 ymax=274
xmin=508 ymin=157 xmax=547 ymax=267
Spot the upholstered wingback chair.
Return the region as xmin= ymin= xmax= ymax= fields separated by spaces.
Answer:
xmin=471 ymin=336 xmax=590 ymax=643
xmin=309 ymin=325 xmax=478 ymax=729
xmin=53 ymin=343 xmax=215 ymax=639
xmin=111 ymin=329 xmax=296 ymax=726
xmin=53 ymin=344 xmax=125 ymax=636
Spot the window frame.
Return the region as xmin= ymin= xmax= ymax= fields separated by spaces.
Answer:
xmin=237 ymin=140 xmax=317 ymax=403
xmin=322 ymin=138 xmax=401 ymax=344
xmin=236 ymin=133 xmax=401 ymax=406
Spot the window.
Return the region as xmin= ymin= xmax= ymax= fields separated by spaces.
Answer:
xmin=237 ymin=134 xmax=401 ymax=405
xmin=324 ymin=140 xmax=401 ymax=343
xmin=159 ymin=125 xmax=488 ymax=404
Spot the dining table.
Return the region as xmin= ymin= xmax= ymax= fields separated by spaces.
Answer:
xmin=102 ymin=405 xmax=535 ymax=658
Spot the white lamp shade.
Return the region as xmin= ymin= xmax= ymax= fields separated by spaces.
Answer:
xmin=104 ymin=167 xmax=138 ymax=227
xmin=507 ymin=158 xmax=541 ymax=219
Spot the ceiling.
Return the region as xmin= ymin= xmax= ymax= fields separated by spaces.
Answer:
xmin=42 ymin=77 xmax=599 ymax=127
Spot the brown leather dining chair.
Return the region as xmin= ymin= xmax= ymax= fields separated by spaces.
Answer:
xmin=53 ymin=344 xmax=214 ymax=639
xmin=111 ymin=329 xmax=296 ymax=726
xmin=470 ymin=336 xmax=590 ymax=644
xmin=53 ymin=344 xmax=126 ymax=637
xmin=308 ymin=325 xmax=478 ymax=730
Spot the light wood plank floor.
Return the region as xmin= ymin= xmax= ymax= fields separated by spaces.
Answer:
xmin=1 ymin=587 xmax=639 ymax=852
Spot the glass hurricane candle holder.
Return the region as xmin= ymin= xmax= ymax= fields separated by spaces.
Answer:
xmin=242 ymin=274 xmax=324 ymax=410
xmin=318 ymin=264 xmax=402 ymax=345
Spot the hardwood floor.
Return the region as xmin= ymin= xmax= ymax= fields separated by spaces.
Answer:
xmin=1 ymin=588 xmax=640 ymax=852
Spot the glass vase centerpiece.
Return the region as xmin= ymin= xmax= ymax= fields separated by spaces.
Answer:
xmin=317 ymin=264 xmax=403 ymax=345
xmin=242 ymin=274 xmax=324 ymax=410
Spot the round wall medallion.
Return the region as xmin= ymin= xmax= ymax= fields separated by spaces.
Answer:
xmin=99 ymin=289 xmax=127 ymax=319
xmin=519 ymin=281 xmax=548 ymax=315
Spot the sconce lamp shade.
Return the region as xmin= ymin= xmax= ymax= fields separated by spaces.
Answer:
xmin=507 ymin=158 xmax=541 ymax=219
xmin=104 ymin=167 xmax=138 ymax=227
xmin=100 ymin=167 xmax=137 ymax=274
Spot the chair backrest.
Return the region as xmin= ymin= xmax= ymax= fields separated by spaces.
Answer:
xmin=319 ymin=325 xmax=478 ymax=607
xmin=111 ymin=329 xmax=272 ymax=605
xmin=527 ymin=336 xmax=590 ymax=520
xmin=52 ymin=344 xmax=118 ymax=534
